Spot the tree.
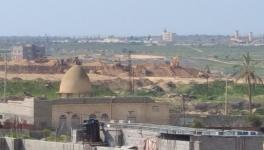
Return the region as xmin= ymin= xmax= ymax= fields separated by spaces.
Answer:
xmin=198 ymin=65 xmax=210 ymax=99
xmin=233 ymin=52 xmax=263 ymax=114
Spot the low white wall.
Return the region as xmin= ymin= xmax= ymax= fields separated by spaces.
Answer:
xmin=192 ymin=136 xmax=264 ymax=150
xmin=159 ymin=139 xmax=190 ymax=150
xmin=0 ymin=138 xmax=91 ymax=150
xmin=0 ymin=137 xmax=20 ymax=150
xmin=21 ymin=139 xmax=90 ymax=150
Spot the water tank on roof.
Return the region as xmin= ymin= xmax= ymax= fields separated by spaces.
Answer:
xmin=82 ymin=119 xmax=101 ymax=143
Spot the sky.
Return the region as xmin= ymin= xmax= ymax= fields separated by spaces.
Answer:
xmin=0 ymin=0 xmax=263 ymax=36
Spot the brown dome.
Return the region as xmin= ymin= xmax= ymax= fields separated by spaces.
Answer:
xmin=59 ymin=65 xmax=91 ymax=95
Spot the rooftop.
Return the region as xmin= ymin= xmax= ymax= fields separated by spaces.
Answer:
xmin=51 ymin=96 xmax=155 ymax=104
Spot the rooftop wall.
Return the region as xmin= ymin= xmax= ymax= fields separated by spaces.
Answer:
xmin=0 ymin=98 xmax=35 ymax=124
xmin=191 ymin=136 xmax=264 ymax=150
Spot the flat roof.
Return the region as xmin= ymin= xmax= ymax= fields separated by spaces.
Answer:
xmin=50 ymin=96 xmax=155 ymax=105
xmin=107 ymin=123 xmax=263 ymax=137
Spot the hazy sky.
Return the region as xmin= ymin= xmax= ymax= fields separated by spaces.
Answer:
xmin=0 ymin=0 xmax=262 ymax=36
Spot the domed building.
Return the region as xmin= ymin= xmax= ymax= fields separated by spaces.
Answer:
xmin=0 ymin=63 xmax=170 ymax=130
xmin=59 ymin=65 xmax=91 ymax=98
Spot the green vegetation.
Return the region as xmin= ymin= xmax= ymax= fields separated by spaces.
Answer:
xmin=90 ymin=85 xmax=116 ymax=97
xmin=43 ymin=129 xmax=51 ymax=139
xmin=51 ymin=43 xmax=264 ymax=59
xmin=176 ymin=80 xmax=264 ymax=102
xmin=0 ymin=75 xmax=263 ymax=116
xmin=134 ymin=89 xmax=164 ymax=97
xmin=0 ymin=80 xmax=160 ymax=99
xmin=233 ymin=52 xmax=263 ymax=114
xmin=6 ymin=131 xmax=31 ymax=139
xmin=0 ymin=80 xmax=59 ymax=99
xmin=46 ymin=134 xmax=71 ymax=142
xmin=0 ymin=80 xmax=117 ymax=100
xmin=1 ymin=79 xmax=264 ymax=103
xmin=191 ymin=120 xmax=204 ymax=128
xmin=247 ymin=115 xmax=262 ymax=128
xmin=50 ymin=43 xmax=264 ymax=75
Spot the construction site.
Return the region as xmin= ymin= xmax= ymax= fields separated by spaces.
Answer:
xmin=0 ymin=54 xmax=199 ymax=77
xmin=0 ymin=44 xmax=264 ymax=150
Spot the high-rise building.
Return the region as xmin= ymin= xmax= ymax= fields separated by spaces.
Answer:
xmin=162 ymin=29 xmax=175 ymax=42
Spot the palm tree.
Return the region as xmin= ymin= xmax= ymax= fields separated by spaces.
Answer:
xmin=233 ymin=52 xmax=263 ymax=114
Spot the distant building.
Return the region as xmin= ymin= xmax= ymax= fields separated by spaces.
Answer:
xmin=230 ymin=30 xmax=255 ymax=44
xmin=162 ymin=29 xmax=175 ymax=42
xmin=248 ymin=32 xmax=253 ymax=42
xmin=103 ymin=38 xmax=121 ymax=43
xmin=11 ymin=44 xmax=46 ymax=61
xmin=234 ymin=30 xmax=240 ymax=39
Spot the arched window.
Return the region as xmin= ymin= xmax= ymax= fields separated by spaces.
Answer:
xmin=89 ymin=114 xmax=97 ymax=119
xmin=58 ymin=115 xmax=67 ymax=129
xmin=71 ymin=114 xmax=80 ymax=129
xmin=101 ymin=113 xmax=109 ymax=122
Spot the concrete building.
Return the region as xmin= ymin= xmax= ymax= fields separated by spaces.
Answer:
xmin=0 ymin=64 xmax=169 ymax=130
xmin=248 ymin=32 xmax=253 ymax=42
xmin=0 ymin=123 xmax=263 ymax=150
xmin=105 ymin=123 xmax=264 ymax=150
xmin=11 ymin=44 xmax=45 ymax=61
xmin=162 ymin=29 xmax=175 ymax=42
xmin=235 ymin=30 xmax=240 ymax=40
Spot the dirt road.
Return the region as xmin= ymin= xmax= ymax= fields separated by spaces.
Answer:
xmin=0 ymin=72 xmax=216 ymax=84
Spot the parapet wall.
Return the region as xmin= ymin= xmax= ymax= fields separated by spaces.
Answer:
xmin=191 ymin=136 xmax=264 ymax=150
xmin=0 ymin=138 xmax=92 ymax=150
xmin=170 ymin=113 xmax=249 ymax=127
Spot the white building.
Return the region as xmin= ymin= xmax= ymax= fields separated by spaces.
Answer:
xmin=248 ymin=32 xmax=253 ymax=42
xmin=162 ymin=29 xmax=175 ymax=42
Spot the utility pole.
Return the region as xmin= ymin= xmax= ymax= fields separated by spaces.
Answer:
xmin=127 ymin=50 xmax=134 ymax=95
xmin=123 ymin=48 xmax=134 ymax=95
xmin=181 ymin=94 xmax=186 ymax=126
xmin=225 ymin=77 xmax=229 ymax=116
xmin=0 ymin=50 xmax=10 ymax=103
xmin=4 ymin=53 xmax=7 ymax=102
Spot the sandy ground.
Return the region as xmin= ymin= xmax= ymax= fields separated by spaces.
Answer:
xmin=0 ymin=71 xmax=219 ymax=84
xmin=115 ymin=54 xmax=165 ymax=60
xmin=0 ymin=72 xmax=115 ymax=82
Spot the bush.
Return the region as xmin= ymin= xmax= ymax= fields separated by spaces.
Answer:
xmin=46 ymin=134 xmax=70 ymax=142
xmin=191 ymin=120 xmax=204 ymax=128
xmin=90 ymin=85 xmax=116 ymax=97
xmin=6 ymin=132 xmax=30 ymax=139
xmin=247 ymin=115 xmax=262 ymax=128
xmin=43 ymin=129 xmax=51 ymax=138
xmin=194 ymin=103 xmax=209 ymax=112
